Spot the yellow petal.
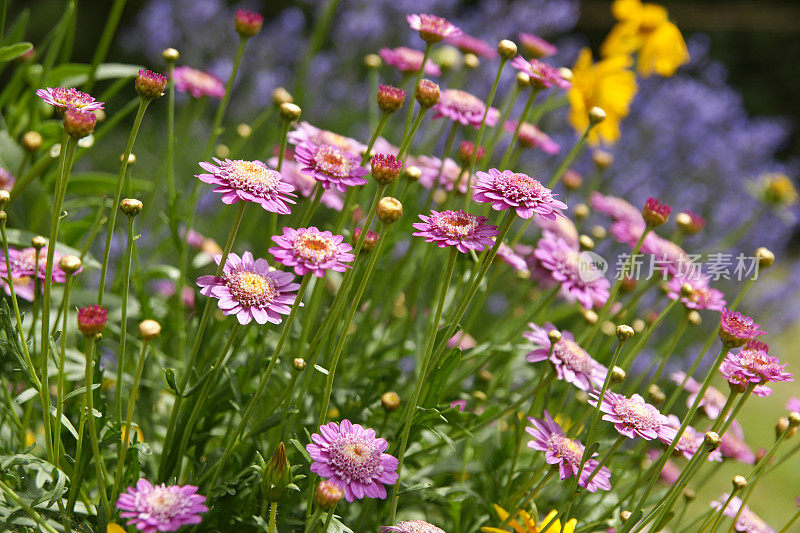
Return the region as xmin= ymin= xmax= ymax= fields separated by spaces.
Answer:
xmin=638 ymin=21 xmax=689 ymax=77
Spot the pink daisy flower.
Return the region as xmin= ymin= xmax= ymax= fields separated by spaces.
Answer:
xmin=35 ymin=87 xmax=104 ymax=113
xmin=524 ymin=322 xmax=607 ymax=391
xmin=432 ymin=89 xmax=498 ymax=129
xmin=287 ymin=122 xmax=367 ymax=156
xmin=445 ymin=33 xmax=496 ymax=58
xmin=504 ymin=120 xmax=560 ymax=154
xmin=473 ymin=169 xmax=566 ymax=220
xmin=381 ymin=521 xmax=445 ymax=533
xmin=667 ymin=274 xmax=727 ymax=312
xmin=412 ymin=210 xmax=499 ymax=253
xmin=642 ymin=234 xmax=694 ymax=276
xmin=646 ymin=449 xmax=681 ymax=485
xmin=787 ymin=397 xmax=800 ymax=412
xmin=590 ymin=192 xmax=644 ymax=225
xmin=0 ymin=167 xmax=15 ymax=192
xmin=534 ymin=233 xmax=610 ymax=309
xmin=406 ymin=13 xmax=461 ymax=43
xmin=719 ymin=340 xmax=792 ymax=392
xmin=1 ymin=246 xmax=78 ymax=284
xmin=509 ymin=56 xmax=570 ymax=89
xmin=518 ymin=32 xmax=558 ymax=58
xmin=269 ymin=226 xmax=354 ymax=278
xmin=414 ymin=155 xmax=468 ymax=194
xmin=670 ymin=372 xmax=728 ymax=420
xmin=196 ymin=252 xmax=300 ymax=325
xmin=526 ymin=411 xmax=612 ymax=492
xmin=718 ymin=424 xmax=756 ymax=464
xmin=196 ymin=158 xmax=296 ymax=214
xmin=116 ymin=478 xmax=208 ymax=533
xmin=719 ymin=308 xmax=766 ymax=347
xmin=661 ymin=415 xmax=722 ymax=462
xmin=710 ymin=494 xmax=775 ymax=533
xmin=496 ymin=241 xmax=529 ymax=274
xmin=306 ymin=419 xmax=399 ymax=502
xmin=294 ymin=142 xmax=369 ymax=193
xmin=267 ymin=153 xmax=344 ymax=211
xmin=379 ymin=47 xmax=441 ymax=76
xmin=172 ymin=66 xmax=225 ymax=99
xmin=536 ymin=216 xmax=580 ymax=248
xmin=590 ymin=391 xmax=676 ymax=441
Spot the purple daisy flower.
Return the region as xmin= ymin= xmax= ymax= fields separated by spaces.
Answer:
xmin=35 ymin=87 xmax=104 ymax=113
xmin=534 ymin=233 xmax=610 ymax=309
xmin=379 ymin=47 xmax=441 ymax=76
xmin=287 ymin=122 xmax=367 ymax=156
xmin=718 ymin=342 xmax=791 ymax=396
xmin=524 ymin=322 xmax=607 ymax=391
xmin=711 ymin=494 xmax=775 ymax=533
xmin=116 ymin=478 xmax=208 ymax=533
xmin=590 ymin=192 xmax=644 ymax=225
xmin=667 ymin=274 xmax=727 ymax=312
xmin=381 ymin=521 xmax=446 ymax=533
xmin=294 ymin=142 xmax=369 ymax=193
xmin=267 ymin=154 xmax=343 ymax=211
xmin=196 ymin=158 xmax=296 ymax=214
xmin=472 ymin=168 xmax=567 ymax=220
xmin=526 ymin=411 xmax=611 ymax=492
xmin=412 ymin=210 xmax=499 ymax=253
xmin=172 ymin=66 xmax=225 ymax=99
xmin=719 ymin=308 xmax=767 ymax=347
xmin=413 ymin=155 xmax=468 ymax=194
xmin=590 ymin=391 xmax=676 ymax=441
xmin=269 ymin=226 xmax=354 ymax=278
xmin=306 ymin=419 xmax=399 ymax=502
xmin=1 ymin=246 xmax=78 ymax=284
xmin=670 ymin=372 xmax=728 ymax=420
xmin=196 ymin=252 xmax=300 ymax=325
xmin=642 ymin=233 xmax=693 ymax=277
xmin=406 ymin=13 xmax=461 ymax=44
xmin=432 ymin=89 xmax=498 ymax=129
xmin=518 ymin=32 xmax=558 ymax=59
xmin=496 ymin=242 xmax=529 ymax=274
xmin=504 ymin=120 xmax=560 ymax=154
xmin=509 ymin=56 xmax=570 ymax=89
xmin=662 ymin=415 xmax=722 ymax=462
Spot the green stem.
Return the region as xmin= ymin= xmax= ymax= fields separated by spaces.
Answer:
xmin=268 ymin=501 xmax=278 ymax=533
xmin=397 ymin=107 xmax=427 ymax=162
xmin=83 ymin=336 xmax=111 ymax=520
xmin=300 ymin=185 xmax=324 ymax=228
xmin=498 ymin=88 xmax=540 ymax=169
xmin=115 ymin=214 xmax=135 ymax=454
xmin=401 ymin=42 xmax=431 ymax=142
xmin=53 ymin=269 xmax=75 ymax=468
xmin=547 ymin=124 xmax=593 ymax=189
xmin=205 ymin=37 xmax=248 ymax=156
xmin=0 ymin=479 xmax=59 ymax=533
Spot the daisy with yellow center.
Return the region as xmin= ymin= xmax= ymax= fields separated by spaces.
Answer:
xmin=196 ymin=158 xmax=296 ymax=214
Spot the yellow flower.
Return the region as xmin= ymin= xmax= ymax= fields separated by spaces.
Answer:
xmin=121 ymin=423 xmax=145 ymax=444
xmin=568 ymin=48 xmax=638 ymax=146
xmin=107 ymin=524 xmax=127 ymax=533
xmin=601 ymin=0 xmax=689 ymax=77
xmin=481 ymin=504 xmax=576 ymax=533
xmin=761 ymin=172 xmax=799 ymax=206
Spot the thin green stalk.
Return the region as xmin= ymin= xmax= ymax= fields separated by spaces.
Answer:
xmin=268 ymin=501 xmax=278 ymax=533
xmin=485 ymin=83 xmax=520 ymax=160
xmin=498 ymin=88 xmax=540 ymax=169
xmin=321 ymin=504 xmax=336 ymax=532
xmin=83 ymin=0 xmax=127 ymax=91
xmin=547 ymin=124 xmax=593 ymax=189
xmin=0 ymin=479 xmax=59 ymax=533
xmin=619 ymin=297 xmax=681 ymax=370
xmin=397 ymin=107 xmax=427 ymax=162
xmin=401 ymin=42 xmax=431 ymax=141
xmin=83 ymin=336 xmax=111 ymax=520
xmin=292 ymin=0 xmax=342 ymax=105
xmin=97 ymin=99 xmax=149 ymax=306
xmin=53 ymin=269 xmax=75 ymax=467
xmin=114 ymin=214 xmax=136 ymax=457
xmin=706 ymin=488 xmax=744 ymax=533
xmin=389 ymin=247 xmax=458 ymax=522
xmin=112 ymin=337 xmax=152 ymax=502
xmin=500 ymin=469 xmax=556 ymax=528
xmin=204 ymin=37 xmax=247 ymax=156
xmin=300 ymin=185 xmax=324 ymax=228
xmin=779 ymin=507 xmax=800 ymax=533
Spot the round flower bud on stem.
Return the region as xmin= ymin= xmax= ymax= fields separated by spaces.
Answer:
xmin=272 ymin=87 xmax=293 ymax=107
xmin=0 ymin=210 xmax=7 ymax=223
xmin=162 ymin=48 xmax=179 ymax=63
xmin=563 ymin=170 xmax=583 ymax=190
xmin=120 ymin=153 xmax=137 ymax=165
xmin=22 ymin=131 xmax=43 ymax=153
xmin=789 ymin=411 xmax=800 ymax=427
xmin=263 ymin=442 xmax=291 ymax=503
xmin=372 ymin=154 xmax=402 ymax=185
xmin=642 ymin=197 xmax=671 ymax=227
xmin=63 ymin=108 xmax=97 ymax=138
xmin=120 ymin=198 xmax=143 ymax=217
xmin=732 ymin=475 xmax=747 ymax=491
xmin=620 ymin=511 xmax=631 ymax=523
xmin=547 ymin=329 xmax=562 ymax=344
xmin=573 ymin=203 xmax=589 ymax=220
xmin=776 ymin=417 xmax=790 ymax=438
xmin=558 ymin=67 xmax=573 ymax=83
xmin=377 ymin=84 xmax=406 ymax=114
xmin=588 ymin=107 xmax=606 ymax=125
xmin=279 ymin=102 xmax=302 ymax=122
xmin=680 ymin=282 xmax=694 ymax=299
xmin=754 ymin=247 xmax=775 ymax=269
xmin=687 ymin=310 xmax=702 ymax=326
xmin=611 ymin=366 xmax=626 ymax=384
xmin=237 ymin=124 xmax=252 ymax=138
xmin=591 ymin=225 xmax=607 ymax=240
xmin=135 ymin=69 xmax=168 ymax=100
xmin=497 ymin=39 xmax=518 ymax=59
xmin=704 ymin=431 xmax=721 ymax=450
xmin=0 ymin=192 xmax=9 ymax=209
xmin=381 ymin=391 xmax=401 ymax=411
xmin=376 ymin=197 xmax=403 ymax=224
xmin=592 ymin=149 xmax=614 ymax=170
xmin=31 ymin=235 xmax=46 ymax=250
xmin=578 ymin=235 xmax=594 ymax=251
xmin=647 ymin=384 xmax=665 ymax=405
xmin=464 ymin=53 xmax=479 ymax=70
xmin=292 ymin=358 xmax=306 ymax=371
xmin=353 ymin=228 xmax=379 ymax=252
xmin=404 ymin=166 xmax=422 ymax=183
xmin=315 ymin=480 xmax=342 ymax=510
xmin=582 ymin=309 xmax=598 ymax=325
xmin=235 ymin=9 xmax=263 ymax=38
xmin=516 ymin=72 xmax=531 ymax=88
xmin=364 ymin=53 xmax=382 ymax=69
xmin=59 ymin=255 xmax=81 ymax=275
xmin=477 ymin=369 xmax=493 ymax=382
xmin=138 ymin=319 xmax=161 ymax=340
xmin=457 ymin=141 xmax=485 ymax=167
xmin=616 ymin=324 xmax=634 ymax=340
xmin=77 ymin=305 xmax=107 ymax=337
xmin=415 ymin=79 xmax=440 ymax=108
xmin=683 ymin=489 xmax=696 ymax=502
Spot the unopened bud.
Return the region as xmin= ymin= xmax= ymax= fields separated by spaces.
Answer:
xmin=732 ymin=475 xmax=747 ymax=491
xmin=477 ymin=369 xmax=493 ymax=382
xmin=588 ymin=107 xmax=606 ymax=124
xmin=464 ymin=53 xmax=479 ymax=69
xmin=497 ymin=39 xmax=518 ymax=60
xmin=120 ymin=153 xmax=136 ymax=165
xmin=558 ymin=67 xmax=573 ymax=82
xmin=138 ymin=319 xmax=161 ymax=340
xmin=31 ymin=235 xmax=46 ymax=250
xmin=162 ymin=48 xmax=179 ymax=63
xmin=235 ymin=9 xmax=263 ymax=38
xmin=63 ymin=108 xmax=97 ymax=138
xmin=683 ymin=489 xmax=696 ymax=502
xmin=59 ymin=255 xmax=82 ymax=275
xmin=643 ymin=197 xmax=671 ymax=227
xmin=272 ymin=87 xmax=293 ymax=107
xmin=578 ymin=235 xmax=594 ymax=251
xmin=292 ymin=358 xmax=306 ymax=371
xmin=593 ymin=150 xmax=614 ymax=170
xmin=516 ymin=72 xmax=531 ymax=88
xmin=704 ymin=431 xmax=721 ymax=450
xmin=563 ymin=170 xmax=583 ymax=190
xmin=754 ymin=247 xmax=775 ymax=269
xmin=0 ymin=191 xmax=9 ymax=209
xmin=404 ymin=166 xmax=422 ymax=183
xmin=680 ymin=283 xmax=694 ymax=298
xmin=648 ymin=384 xmax=665 ymax=405
xmin=789 ymin=411 xmax=800 ymax=427
xmin=620 ymin=511 xmax=631 ymax=522
xmin=135 ymin=69 xmax=167 ymax=100
xmin=377 ymin=84 xmax=406 ymax=114
xmin=364 ymin=53 xmax=382 ymax=69
xmin=315 ymin=480 xmax=342 ymax=510
xmin=381 ymin=391 xmax=400 ymax=411
xmin=376 ymin=197 xmax=402 ymax=224
xmin=263 ymin=442 xmax=291 ymax=503
xmin=776 ymin=417 xmax=790 ymax=438
xmin=611 ymin=366 xmax=626 ymax=384
xmin=22 ymin=131 xmax=43 ymax=153
xmin=582 ymin=309 xmax=598 ymax=325
xmin=547 ymin=329 xmax=562 ymax=344
xmin=120 ymin=198 xmax=143 ymax=217
xmin=616 ymin=324 xmax=634 ymax=340
xmin=279 ymin=102 xmax=302 ymax=122
xmin=371 ymin=154 xmax=402 ymax=185
xmin=573 ymin=203 xmax=589 ymax=220
xmin=415 ymin=79 xmax=440 ymax=108
xmin=237 ymin=123 xmax=252 ymax=139
xmin=591 ymin=225 xmax=607 ymax=240
xmin=687 ymin=310 xmax=702 ymax=326
xmin=77 ymin=305 xmax=108 ymax=337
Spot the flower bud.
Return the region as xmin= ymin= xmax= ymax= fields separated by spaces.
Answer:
xmin=776 ymin=417 xmax=790 ymax=438
xmin=647 ymin=384 xmax=665 ymax=405
xmin=404 ymin=166 xmax=422 ymax=183
xmin=547 ymin=329 xmax=562 ymax=344
xmin=59 ymin=255 xmax=82 ymax=275
xmin=559 ymin=67 xmax=573 ymax=83
xmin=0 ymin=190 xmax=8 ymax=209
xmin=591 ymin=225 xmax=607 ymax=241
xmin=592 ymin=149 xmax=613 ymax=170
xmin=120 ymin=153 xmax=136 ymax=165
xmin=292 ymin=357 xmax=306 ymax=371
xmin=364 ymin=53 xmax=382 ymax=69
xmin=578 ymin=235 xmax=594 ymax=251
xmin=371 ymin=154 xmax=402 ymax=185
xmin=0 ymin=210 xmax=7 ymax=222
xmin=215 ymin=144 xmax=230 ymax=159
xmin=680 ymin=282 xmax=694 ymax=299
xmin=235 ymin=9 xmax=263 ymax=38
xmin=497 ymin=39 xmax=518 ymax=59
xmin=22 ymin=131 xmax=43 ymax=153
xmin=457 ymin=141 xmax=485 ymax=167
xmin=237 ymin=123 xmax=252 ymax=139
xmin=573 ymin=203 xmax=589 ymax=220
xmin=415 ymin=79 xmax=440 ymax=108
xmin=632 ymin=318 xmax=646 ymax=332
xmin=261 ymin=442 xmax=291 ymax=503
xmin=377 ymin=84 xmax=406 ymax=114
xmin=279 ymin=102 xmax=302 ymax=122
xmin=704 ymin=431 xmax=721 ymax=450
xmin=77 ymin=305 xmax=108 ymax=337
xmin=620 ymin=511 xmax=631 ymax=522
xmin=687 ymin=310 xmax=702 ymax=326
xmin=272 ymin=87 xmax=293 ymax=107
xmin=31 ymin=235 xmax=46 ymax=250
xmin=162 ymin=47 xmax=179 ymax=63
xmin=315 ymin=480 xmax=342 ymax=510
xmin=63 ymin=108 xmax=97 ymax=138
xmin=732 ymin=475 xmax=747 ymax=491
xmin=582 ymin=309 xmax=598 ymax=325
xmin=789 ymin=411 xmax=800 ymax=427
xmin=353 ymin=227 xmax=379 ymax=252
xmin=616 ymin=324 xmax=634 ymax=340
xmin=477 ymin=369 xmax=493 ymax=382
xmin=754 ymin=247 xmax=775 ymax=269
xmin=516 ymin=72 xmax=531 ymax=88
xmin=611 ymin=366 xmax=626 ymax=384
xmin=94 ymin=109 xmax=106 ymax=123
xmin=588 ymin=107 xmax=606 ymax=124
xmin=135 ymin=69 xmax=168 ymax=100
xmin=563 ymin=170 xmax=583 ymax=190
xmin=642 ymin=197 xmax=671 ymax=227
xmin=464 ymin=53 xmax=479 ymax=69
xmin=683 ymin=489 xmax=696 ymax=502
xmin=381 ymin=391 xmax=401 ymax=411
xmin=376 ymin=197 xmax=402 ymax=224
xmin=120 ymin=198 xmax=143 ymax=217
xmin=138 ymin=319 xmax=161 ymax=340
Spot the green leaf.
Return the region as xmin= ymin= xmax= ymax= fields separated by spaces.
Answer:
xmin=14 ymin=388 xmax=38 ymax=405
xmin=0 ymin=42 xmax=33 ymax=62
xmin=62 ymin=384 xmax=101 ymax=403
xmin=163 ymin=368 xmax=178 ymax=394
xmin=422 ymin=347 xmax=461 ymax=408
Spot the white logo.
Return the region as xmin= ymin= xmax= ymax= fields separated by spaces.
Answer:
xmin=577 ymin=251 xmax=608 ymax=282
